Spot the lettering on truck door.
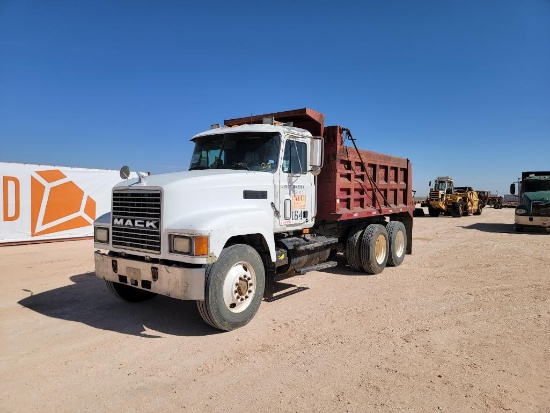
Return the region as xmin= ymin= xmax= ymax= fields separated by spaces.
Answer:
xmin=277 ymin=138 xmax=313 ymax=229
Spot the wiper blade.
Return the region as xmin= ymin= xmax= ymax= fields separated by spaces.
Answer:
xmin=189 ymin=166 xmax=209 ymax=171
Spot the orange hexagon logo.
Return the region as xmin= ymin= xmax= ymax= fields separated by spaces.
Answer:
xmin=31 ymin=170 xmax=96 ymax=236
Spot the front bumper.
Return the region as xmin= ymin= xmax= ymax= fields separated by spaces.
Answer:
xmin=94 ymin=251 xmax=205 ymax=300
xmin=515 ymin=215 xmax=550 ymax=229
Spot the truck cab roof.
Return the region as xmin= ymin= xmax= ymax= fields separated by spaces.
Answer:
xmin=191 ymin=123 xmax=312 ymax=141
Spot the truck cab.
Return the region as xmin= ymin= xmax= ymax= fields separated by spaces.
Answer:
xmin=94 ymin=115 xmax=324 ymax=329
xmin=511 ymin=171 xmax=550 ymax=232
xmin=189 ymin=123 xmax=321 ymax=234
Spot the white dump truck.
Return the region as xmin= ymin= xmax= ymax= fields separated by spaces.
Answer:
xmin=94 ymin=108 xmax=414 ymax=330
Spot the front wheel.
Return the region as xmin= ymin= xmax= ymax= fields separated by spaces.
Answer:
xmin=428 ymin=206 xmax=440 ymax=217
xmin=106 ymin=281 xmax=157 ymax=302
xmin=360 ymin=224 xmax=389 ymax=274
xmin=197 ymin=244 xmax=265 ymax=331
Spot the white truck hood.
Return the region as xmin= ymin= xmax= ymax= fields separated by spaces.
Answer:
xmin=114 ymin=169 xmax=265 ymax=189
xmin=114 ymin=169 xmax=275 ymax=232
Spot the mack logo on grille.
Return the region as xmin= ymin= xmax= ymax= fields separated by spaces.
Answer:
xmin=113 ymin=218 xmax=159 ymax=229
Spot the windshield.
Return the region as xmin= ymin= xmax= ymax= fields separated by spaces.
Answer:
xmin=522 ymin=178 xmax=550 ymax=193
xmin=189 ymin=132 xmax=280 ymax=172
xmin=436 ymin=181 xmax=447 ymax=191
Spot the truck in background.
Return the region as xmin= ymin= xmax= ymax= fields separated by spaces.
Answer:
xmin=93 ymin=108 xmax=414 ymax=331
xmin=510 ymin=171 xmax=550 ymax=232
xmin=477 ymin=191 xmax=503 ymax=209
xmin=487 ymin=194 xmax=503 ymax=209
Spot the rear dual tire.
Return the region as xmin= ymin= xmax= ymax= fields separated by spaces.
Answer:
xmin=360 ymin=224 xmax=389 ymax=274
xmin=345 ymin=222 xmax=406 ymax=274
xmin=345 ymin=224 xmax=367 ymax=272
xmin=386 ymin=221 xmax=407 ymax=267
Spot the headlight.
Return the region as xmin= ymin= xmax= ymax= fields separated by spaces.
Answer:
xmin=170 ymin=235 xmax=209 ymax=256
xmin=515 ymin=207 xmax=527 ymax=215
xmin=171 ymin=235 xmax=191 ymax=254
xmin=94 ymin=227 xmax=109 ymax=243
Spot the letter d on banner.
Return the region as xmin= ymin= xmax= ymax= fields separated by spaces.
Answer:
xmin=3 ymin=176 xmax=20 ymax=221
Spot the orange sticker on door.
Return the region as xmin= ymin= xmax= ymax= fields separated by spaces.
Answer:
xmin=292 ymin=194 xmax=306 ymax=209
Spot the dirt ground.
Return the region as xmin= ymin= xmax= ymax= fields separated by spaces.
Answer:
xmin=1 ymin=207 xmax=549 ymax=413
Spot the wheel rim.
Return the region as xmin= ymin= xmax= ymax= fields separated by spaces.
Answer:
xmin=394 ymin=231 xmax=405 ymax=257
xmin=222 ymin=261 xmax=257 ymax=313
xmin=375 ymin=234 xmax=387 ymax=265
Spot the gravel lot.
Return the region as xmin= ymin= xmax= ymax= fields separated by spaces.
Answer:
xmin=1 ymin=207 xmax=549 ymax=413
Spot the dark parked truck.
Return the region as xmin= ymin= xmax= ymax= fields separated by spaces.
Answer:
xmin=94 ymin=108 xmax=414 ymax=330
xmin=510 ymin=171 xmax=550 ymax=232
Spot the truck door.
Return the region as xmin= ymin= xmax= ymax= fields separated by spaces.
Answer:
xmin=277 ymin=138 xmax=314 ymax=229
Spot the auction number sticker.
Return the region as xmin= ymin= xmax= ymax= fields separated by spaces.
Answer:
xmin=292 ymin=195 xmax=306 ymax=209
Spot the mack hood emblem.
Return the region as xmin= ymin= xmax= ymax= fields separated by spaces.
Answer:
xmin=112 ymin=217 xmax=159 ymax=229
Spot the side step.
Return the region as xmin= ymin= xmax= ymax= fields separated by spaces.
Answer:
xmin=294 ymin=261 xmax=338 ymax=275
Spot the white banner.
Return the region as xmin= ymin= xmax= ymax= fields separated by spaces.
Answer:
xmin=1 ymin=162 xmax=134 ymax=244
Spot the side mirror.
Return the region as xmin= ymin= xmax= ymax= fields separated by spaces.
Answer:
xmin=310 ymin=136 xmax=324 ymax=168
xmin=120 ymin=165 xmax=131 ymax=179
xmin=509 ymin=183 xmax=515 ymax=195
xmin=429 ymin=181 xmax=432 ymax=187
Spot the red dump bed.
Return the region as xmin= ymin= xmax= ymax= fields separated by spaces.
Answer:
xmin=225 ymin=108 xmax=414 ymax=222
xmin=316 ymin=125 xmax=414 ymax=221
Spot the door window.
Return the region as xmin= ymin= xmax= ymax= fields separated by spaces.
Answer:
xmin=282 ymin=140 xmax=307 ymax=174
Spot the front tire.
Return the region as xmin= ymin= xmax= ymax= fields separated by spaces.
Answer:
xmin=386 ymin=221 xmax=407 ymax=267
xmin=106 ymin=281 xmax=157 ymax=302
xmin=197 ymin=244 xmax=265 ymax=331
xmin=452 ymin=201 xmax=463 ymax=217
xmin=428 ymin=206 xmax=440 ymax=217
xmin=360 ymin=224 xmax=389 ymax=274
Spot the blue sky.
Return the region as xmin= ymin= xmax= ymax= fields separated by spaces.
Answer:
xmin=1 ymin=0 xmax=549 ymax=196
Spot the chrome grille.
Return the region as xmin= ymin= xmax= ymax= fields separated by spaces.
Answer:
xmin=111 ymin=190 xmax=161 ymax=253
xmin=531 ymin=202 xmax=550 ymax=216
